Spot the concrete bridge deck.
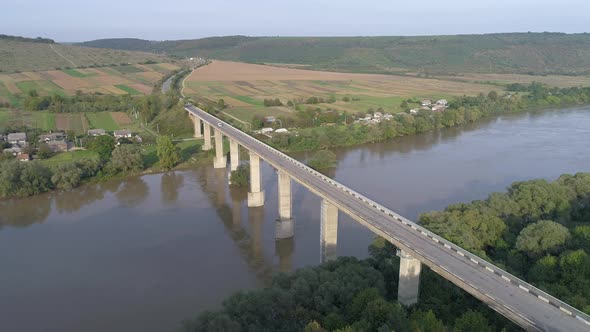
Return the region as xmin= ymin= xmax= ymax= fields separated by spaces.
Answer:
xmin=186 ymin=104 xmax=590 ymax=332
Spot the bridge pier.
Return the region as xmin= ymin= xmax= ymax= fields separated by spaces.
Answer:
xmin=202 ymin=122 xmax=212 ymax=151
xmin=276 ymin=170 xmax=294 ymax=239
xmin=397 ymin=249 xmax=421 ymax=306
xmin=191 ymin=114 xmax=202 ymax=138
xmin=229 ymin=139 xmax=239 ymax=171
xmin=320 ymin=199 xmax=338 ymax=263
xmin=213 ymin=129 xmax=226 ymax=168
xmin=247 ymin=153 xmax=265 ymax=207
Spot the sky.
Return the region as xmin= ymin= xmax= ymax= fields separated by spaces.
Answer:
xmin=2 ymin=0 xmax=589 ymax=42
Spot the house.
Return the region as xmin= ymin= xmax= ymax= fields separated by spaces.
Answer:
xmin=383 ymin=114 xmax=393 ymax=120
xmin=7 ymin=132 xmax=27 ymax=145
xmin=3 ymin=147 xmax=22 ymax=155
xmin=114 ymin=129 xmax=132 ymax=139
xmin=436 ymin=99 xmax=448 ymax=106
xmin=432 ymin=105 xmax=446 ymax=112
xmin=88 ymin=128 xmax=106 ymax=136
xmin=39 ymin=132 xmax=65 ymax=142
xmin=275 ymin=128 xmax=289 ymax=133
xmin=47 ymin=140 xmax=68 ymax=152
xmin=17 ymin=153 xmax=31 ymax=161
xmin=421 ymin=99 xmax=432 ymax=106
xmin=260 ymin=128 xmax=274 ymax=134
xmin=264 ymin=116 xmax=277 ymax=123
xmin=373 ymin=112 xmax=383 ymax=118
xmin=409 ymin=109 xmax=419 ymax=115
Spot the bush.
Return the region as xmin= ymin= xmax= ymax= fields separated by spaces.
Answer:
xmin=307 ymin=150 xmax=337 ymax=170
xmin=229 ymin=164 xmax=249 ymax=187
xmin=110 ymin=144 xmax=144 ymax=174
xmin=51 ymin=162 xmax=83 ymax=189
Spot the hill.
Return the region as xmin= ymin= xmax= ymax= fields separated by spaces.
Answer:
xmin=0 ymin=39 xmax=175 ymax=73
xmin=79 ymin=33 xmax=590 ymax=75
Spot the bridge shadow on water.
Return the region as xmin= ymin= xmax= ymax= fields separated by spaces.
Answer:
xmin=194 ymin=166 xmax=295 ymax=285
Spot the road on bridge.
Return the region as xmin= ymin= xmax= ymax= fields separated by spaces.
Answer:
xmin=186 ymin=105 xmax=590 ymax=332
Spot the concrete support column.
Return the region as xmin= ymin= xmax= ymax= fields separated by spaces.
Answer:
xmin=275 ymin=170 xmax=294 ymax=239
xmin=192 ymin=115 xmax=202 ymax=138
xmin=202 ymin=123 xmax=212 ymax=151
xmin=213 ymin=129 xmax=226 ymax=168
xmin=320 ymin=199 xmax=338 ymax=263
xmin=229 ymin=139 xmax=239 ymax=171
xmin=247 ymin=153 xmax=265 ymax=207
xmin=397 ymin=249 xmax=422 ymax=306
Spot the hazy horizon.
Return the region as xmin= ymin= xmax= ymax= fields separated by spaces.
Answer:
xmin=3 ymin=0 xmax=589 ymax=42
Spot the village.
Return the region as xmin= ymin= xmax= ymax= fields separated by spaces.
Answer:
xmin=253 ymin=98 xmax=449 ymax=137
xmin=1 ymin=128 xmax=139 ymax=161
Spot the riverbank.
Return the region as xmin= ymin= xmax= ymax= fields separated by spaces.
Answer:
xmin=259 ymin=84 xmax=590 ymax=152
xmin=3 ymin=107 xmax=589 ymax=331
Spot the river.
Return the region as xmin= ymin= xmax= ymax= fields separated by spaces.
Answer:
xmin=1 ymin=107 xmax=589 ymax=331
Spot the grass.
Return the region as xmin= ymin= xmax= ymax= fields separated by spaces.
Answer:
xmin=41 ymin=150 xmax=99 ymax=167
xmin=32 ymin=112 xmax=56 ymax=130
xmin=113 ymin=65 xmax=144 ymax=74
xmin=115 ymin=84 xmax=142 ymax=95
xmin=0 ymin=82 xmax=21 ymax=106
xmin=16 ymin=80 xmax=65 ymax=97
xmin=233 ymin=95 xmax=265 ymax=107
xmin=86 ymin=112 xmax=120 ymax=131
xmin=0 ymin=39 xmax=174 ymax=73
xmin=62 ymin=68 xmax=97 ymax=78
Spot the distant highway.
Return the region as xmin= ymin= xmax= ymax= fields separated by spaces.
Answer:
xmin=186 ymin=104 xmax=590 ymax=332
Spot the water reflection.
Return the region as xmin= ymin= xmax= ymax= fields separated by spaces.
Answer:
xmin=0 ymin=195 xmax=51 ymax=228
xmin=116 ymin=177 xmax=149 ymax=207
xmin=161 ymin=172 xmax=184 ymax=204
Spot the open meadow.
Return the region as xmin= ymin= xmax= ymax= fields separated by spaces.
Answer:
xmin=0 ymin=63 xmax=181 ymax=107
xmin=184 ymin=61 xmax=500 ymax=123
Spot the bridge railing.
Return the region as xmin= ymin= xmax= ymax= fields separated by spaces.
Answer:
xmin=187 ymin=105 xmax=590 ymax=326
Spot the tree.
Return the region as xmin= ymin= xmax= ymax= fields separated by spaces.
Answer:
xmin=516 ymin=220 xmax=570 ymax=256
xmin=229 ymin=164 xmax=249 ymax=187
xmin=87 ymin=135 xmax=115 ymax=161
xmin=420 ymin=207 xmax=506 ymax=252
xmin=37 ymin=143 xmax=54 ymax=159
xmin=157 ymin=136 xmax=180 ymax=170
xmin=453 ymin=310 xmax=492 ymax=332
xmin=0 ymin=160 xmax=53 ymax=197
xmin=307 ymin=150 xmax=337 ymax=170
xmin=409 ymin=310 xmax=446 ymax=332
xmin=110 ymin=144 xmax=144 ymax=174
xmin=51 ymin=162 xmax=83 ymax=189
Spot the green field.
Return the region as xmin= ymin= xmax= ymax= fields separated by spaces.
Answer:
xmin=0 ymin=82 xmax=20 ymax=105
xmin=33 ymin=112 xmax=56 ymax=130
xmin=62 ymin=68 xmax=97 ymax=78
xmin=16 ymin=80 xmax=65 ymax=96
xmin=86 ymin=112 xmax=120 ymax=131
xmin=42 ymin=150 xmax=99 ymax=167
xmin=0 ymin=109 xmax=56 ymax=130
xmin=115 ymin=84 xmax=142 ymax=95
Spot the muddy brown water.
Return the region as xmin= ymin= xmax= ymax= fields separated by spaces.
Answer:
xmin=1 ymin=107 xmax=589 ymax=331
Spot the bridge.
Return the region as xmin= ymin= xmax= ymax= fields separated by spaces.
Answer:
xmin=185 ymin=104 xmax=590 ymax=332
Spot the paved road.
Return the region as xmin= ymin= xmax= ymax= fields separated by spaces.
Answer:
xmin=186 ymin=105 xmax=590 ymax=332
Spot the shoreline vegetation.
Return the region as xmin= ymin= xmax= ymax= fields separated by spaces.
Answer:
xmin=182 ymin=172 xmax=590 ymax=331
xmin=240 ymin=83 xmax=590 ymax=152
xmin=2 ymin=84 xmax=589 ymax=200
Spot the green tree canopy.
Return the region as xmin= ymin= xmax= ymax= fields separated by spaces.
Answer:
xmin=308 ymin=150 xmax=337 ymax=170
xmin=516 ymin=220 xmax=570 ymax=256
xmin=87 ymin=135 xmax=115 ymax=161
xmin=156 ymin=136 xmax=180 ymax=170
xmin=51 ymin=162 xmax=83 ymax=189
xmin=110 ymin=144 xmax=144 ymax=174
